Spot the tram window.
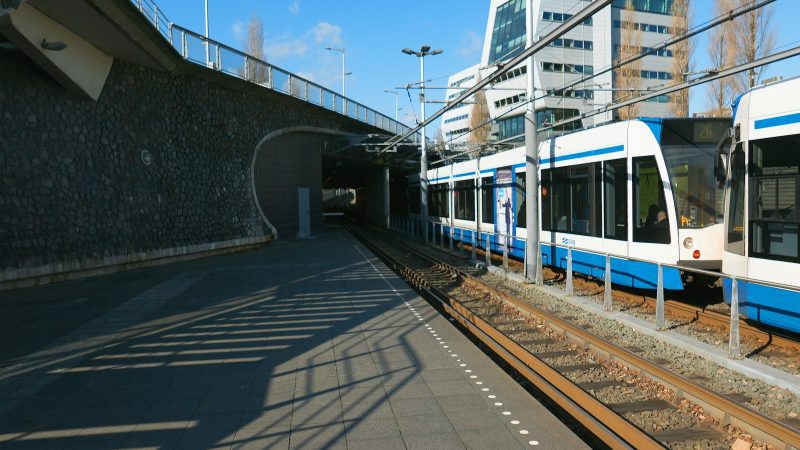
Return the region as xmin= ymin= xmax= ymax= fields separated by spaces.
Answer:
xmin=551 ymin=167 xmax=570 ymax=232
xmin=633 ymin=156 xmax=670 ymax=244
xmin=726 ymin=143 xmax=746 ymax=255
xmin=750 ymin=134 xmax=800 ymax=261
xmin=481 ymin=177 xmax=494 ymax=223
xmin=604 ymin=159 xmax=628 ymax=240
xmin=454 ymin=180 xmax=475 ymax=220
xmin=428 ymin=184 xmax=449 ymax=218
xmin=542 ymin=170 xmax=552 ymax=230
xmin=516 ymin=173 xmax=526 ymax=228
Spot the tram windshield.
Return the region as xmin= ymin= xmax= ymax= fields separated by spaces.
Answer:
xmin=660 ymin=119 xmax=729 ymax=229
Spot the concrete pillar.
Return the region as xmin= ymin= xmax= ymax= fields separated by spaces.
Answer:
xmin=383 ymin=166 xmax=390 ymax=229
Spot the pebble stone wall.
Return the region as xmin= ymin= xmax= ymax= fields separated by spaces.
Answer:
xmin=0 ymin=48 xmax=349 ymax=280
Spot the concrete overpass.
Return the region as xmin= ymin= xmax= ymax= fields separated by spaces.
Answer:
xmin=0 ymin=0 xmax=422 ymax=288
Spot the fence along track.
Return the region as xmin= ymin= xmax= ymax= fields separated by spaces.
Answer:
xmin=349 ymin=225 xmax=800 ymax=449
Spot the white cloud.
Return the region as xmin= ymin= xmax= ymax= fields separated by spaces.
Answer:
xmin=265 ymin=37 xmax=310 ymax=60
xmin=232 ymin=19 xmax=245 ymax=41
xmin=456 ymin=30 xmax=483 ymax=58
xmin=309 ymin=22 xmax=343 ymax=46
xmin=289 ymin=0 xmax=300 ymax=15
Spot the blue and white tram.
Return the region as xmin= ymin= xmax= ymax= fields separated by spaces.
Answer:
xmin=720 ymin=76 xmax=800 ymax=333
xmin=427 ymin=117 xmax=729 ymax=290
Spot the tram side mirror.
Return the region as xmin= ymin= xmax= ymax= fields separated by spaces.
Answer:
xmin=714 ymin=129 xmax=733 ymax=189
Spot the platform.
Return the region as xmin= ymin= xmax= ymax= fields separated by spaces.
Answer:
xmin=0 ymin=227 xmax=587 ymax=449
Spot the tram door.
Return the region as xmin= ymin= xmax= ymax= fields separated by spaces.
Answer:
xmin=628 ymin=155 xmax=679 ymax=288
xmin=495 ymin=167 xmax=514 ymax=252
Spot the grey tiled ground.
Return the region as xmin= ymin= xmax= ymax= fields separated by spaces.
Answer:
xmin=0 ymin=227 xmax=588 ymax=449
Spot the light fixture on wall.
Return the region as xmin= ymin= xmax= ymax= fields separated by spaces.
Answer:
xmin=40 ymin=39 xmax=68 ymax=51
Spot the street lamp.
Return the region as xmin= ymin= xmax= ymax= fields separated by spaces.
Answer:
xmin=325 ymin=47 xmax=350 ymax=98
xmin=204 ymin=0 xmax=211 ymax=67
xmin=383 ymin=89 xmax=400 ymax=122
xmin=402 ymin=44 xmax=443 ymax=244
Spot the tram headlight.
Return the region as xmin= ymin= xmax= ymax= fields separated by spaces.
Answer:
xmin=683 ymin=237 xmax=694 ymax=249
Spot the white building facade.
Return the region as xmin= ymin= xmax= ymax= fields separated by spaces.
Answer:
xmin=440 ymin=0 xmax=677 ymax=148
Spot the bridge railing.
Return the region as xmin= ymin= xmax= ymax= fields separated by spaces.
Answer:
xmin=129 ymin=0 xmax=418 ymax=142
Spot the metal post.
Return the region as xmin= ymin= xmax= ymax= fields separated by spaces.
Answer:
xmin=471 ymin=229 xmax=477 ymax=261
xmin=181 ymin=31 xmax=188 ymax=59
xmin=729 ymin=277 xmax=741 ymax=358
xmin=288 ymin=75 xmax=293 ymax=96
xmin=137 ymin=0 xmax=142 ymax=12
xmin=535 ymin=241 xmax=543 ymax=285
xmin=460 ymin=229 xmax=465 ymax=254
xmin=168 ymin=23 xmax=174 ymax=46
xmin=204 ymin=0 xmax=211 ymax=68
xmin=419 ymin=54 xmax=429 ymax=244
xmin=523 ymin=0 xmax=540 ymax=283
xmin=656 ymin=263 xmax=665 ymax=329
xmin=215 ymin=45 xmax=221 ymax=70
xmin=485 ymin=233 xmax=492 ymax=266
xmin=503 ymin=234 xmax=509 ymax=271
xmin=449 ymin=224 xmax=454 ymax=252
xmin=383 ymin=166 xmax=390 ymax=229
xmin=604 ymin=254 xmax=613 ymax=311
xmin=305 ymin=81 xmax=309 ymax=101
xmin=565 ymin=246 xmax=574 ymax=296
xmin=243 ymin=55 xmax=249 ymax=80
xmin=268 ymin=66 xmax=273 ymax=88
xmin=154 ymin=6 xmax=159 ymax=32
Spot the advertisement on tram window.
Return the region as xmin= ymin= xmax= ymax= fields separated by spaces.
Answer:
xmin=495 ymin=167 xmax=514 ymax=251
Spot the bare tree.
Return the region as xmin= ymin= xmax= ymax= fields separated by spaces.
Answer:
xmin=243 ymin=12 xmax=268 ymax=84
xmin=732 ymin=0 xmax=775 ymax=91
xmin=669 ymin=0 xmax=692 ymax=117
xmin=469 ymin=77 xmax=490 ymax=155
xmin=705 ymin=0 xmax=737 ymax=116
xmin=434 ymin=128 xmax=446 ymax=156
xmin=614 ymin=0 xmax=643 ymax=121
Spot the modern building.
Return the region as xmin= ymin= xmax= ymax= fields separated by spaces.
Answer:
xmin=440 ymin=0 xmax=678 ymax=149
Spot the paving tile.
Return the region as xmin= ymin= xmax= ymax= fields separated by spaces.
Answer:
xmin=444 ymin=409 xmax=507 ymax=431
xmin=232 ymin=427 xmax=291 ymax=450
xmin=344 ymin=418 xmax=401 ymax=441
xmin=402 ymin=431 xmax=466 ymax=449
xmin=288 ymin=421 xmax=347 ymax=449
xmin=435 ymin=393 xmax=492 ymax=413
xmin=457 ymin=427 xmax=526 ymax=449
xmin=348 ymin=436 xmax=407 ymax=450
xmin=396 ymin=413 xmax=455 ymax=435
xmin=389 ymin=396 xmax=445 ymax=417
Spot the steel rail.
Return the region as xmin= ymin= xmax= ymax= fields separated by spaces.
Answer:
xmin=358 ymin=226 xmax=800 ymax=449
xmin=349 ymin=225 xmax=660 ymax=449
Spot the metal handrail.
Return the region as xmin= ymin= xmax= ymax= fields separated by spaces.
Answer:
xmin=128 ymin=0 xmax=418 ymax=142
xmin=390 ymin=215 xmax=800 ymax=358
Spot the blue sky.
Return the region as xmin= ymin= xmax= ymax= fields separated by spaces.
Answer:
xmin=160 ymin=0 xmax=800 ymax=128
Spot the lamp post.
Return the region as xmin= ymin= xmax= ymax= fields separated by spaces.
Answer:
xmin=204 ymin=0 xmax=211 ymax=67
xmin=383 ymin=90 xmax=399 ymax=122
xmin=524 ymin=0 xmax=541 ymax=283
xmin=324 ymin=47 xmax=349 ymax=98
xmin=402 ymin=45 xmax=443 ymax=244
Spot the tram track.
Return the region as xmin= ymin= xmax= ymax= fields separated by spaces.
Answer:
xmin=349 ymin=225 xmax=800 ymax=449
xmin=461 ymin=241 xmax=800 ymax=359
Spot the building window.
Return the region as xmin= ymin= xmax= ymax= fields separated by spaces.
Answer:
xmin=450 ymin=74 xmax=475 ymax=87
xmin=446 ymin=127 xmax=470 ymax=137
xmin=612 ymin=0 xmax=673 ymax=15
xmin=494 ymin=93 xmax=527 ymax=109
xmin=613 ymin=44 xmax=672 ymax=57
xmin=541 ymin=61 xmax=594 ymax=75
xmin=640 ymin=70 xmax=673 ymax=80
xmin=489 ymin=0 xmax=527 ymax=63
xmin=495 ymin=115 xmax=525 ymax=141
xmin=495 ymin=65 xmax=527 ymax=84
xmin=613 ymin=20 xmax=671 ymax=34
xmin=444 ymin=114 xmax=469 ymax=124
xmin=542 ymin=11 xmax=592 ymax=25
xmin=550 ymin=38 xmax=594 ymax=51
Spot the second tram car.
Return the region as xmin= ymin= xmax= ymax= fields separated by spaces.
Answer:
xmin=426 ymin=117 xmax=729 ymax=290
xmin=720 ymin=76 xmax=800 ymax=333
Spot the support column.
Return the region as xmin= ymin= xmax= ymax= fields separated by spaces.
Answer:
xmin=383 ymin=166 xmax=390 ymax=229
